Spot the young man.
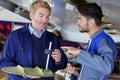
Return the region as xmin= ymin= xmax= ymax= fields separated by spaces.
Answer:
xmin=0 ymin=0 xmax=67 ymax=80
xmin=63 ymin=3 xmax=117 ymax=80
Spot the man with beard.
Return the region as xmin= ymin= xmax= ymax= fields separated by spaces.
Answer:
xmin=62 ymin=3 xmax=117 ymax=80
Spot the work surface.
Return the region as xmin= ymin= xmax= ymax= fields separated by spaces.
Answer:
xmin=0 ymin=69 xmax=120 ymax=80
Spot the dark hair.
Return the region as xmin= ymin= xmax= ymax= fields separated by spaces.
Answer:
xmin=52 ymin=29 xmax=63 ymax=40
xmin=77 ymin=3 xmax=103 ymax=26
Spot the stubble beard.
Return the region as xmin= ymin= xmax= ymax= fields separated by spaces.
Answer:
xmin=79 ymin=26 xmax=89 ymax=33
xmin=79 ymin=22 xmax=89 ymax=33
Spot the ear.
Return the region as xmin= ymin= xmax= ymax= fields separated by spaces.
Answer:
xmin=29 ymin=12 xmax=33 ymax=20
xmin=88 ymin=18 xmax=95 ymax=26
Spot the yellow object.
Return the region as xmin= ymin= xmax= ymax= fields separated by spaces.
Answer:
xmin=33 ymin=66 xmax=44 ymax=75
xmin=0 ymin=78 xmax=7 ymax=80
xmin=17 ymin=65 xmax=24 ymax=73
xmin=2 ymin=65 xmax=54 ymax=77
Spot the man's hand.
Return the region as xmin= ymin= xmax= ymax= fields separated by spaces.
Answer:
xmin=51 ymin=49 xmax=61 ymax=62
xmin=61 ymin=63 xmax=78 ymax=77
xmin=61 ymin=46 xmax=80 ymax=57
xmin=24 ymin=75 xmax=40 ymax=79
xmin=62 ymin=63 xmax=75 ymax=74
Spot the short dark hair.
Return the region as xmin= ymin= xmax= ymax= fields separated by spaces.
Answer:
xmin=77 ymin=3 xmax=103 ymax=26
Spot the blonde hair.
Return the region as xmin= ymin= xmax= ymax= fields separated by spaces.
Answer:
xmin=30 ymin=0 xmax=51 ymax=14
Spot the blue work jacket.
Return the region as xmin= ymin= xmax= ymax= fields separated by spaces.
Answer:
xmin=77 ymin=29 xmax=117 ymax=80
xmin=0 ymin=24 xmax=67 ymax=80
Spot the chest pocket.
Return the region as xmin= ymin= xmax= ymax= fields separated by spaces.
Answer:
xmin=16 ymin=37 xmax=32 ymax=66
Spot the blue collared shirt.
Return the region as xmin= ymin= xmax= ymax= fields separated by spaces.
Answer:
xmin=28 ymin=24 xmax=45 ymax=38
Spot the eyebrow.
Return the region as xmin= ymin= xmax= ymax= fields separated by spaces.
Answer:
xmin=39 ymin=13 xmax=50 ymax=16
xmin=78 ymin=16 xmax=81 ymax=19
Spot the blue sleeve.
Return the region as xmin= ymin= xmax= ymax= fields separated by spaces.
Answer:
xmin=0 ymin=32 xmax=18 ymax=68
xmin=55 ymin=48 xmax=68 ymax=69
xmin=51 ymin=33 xmax=68 ymax=69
